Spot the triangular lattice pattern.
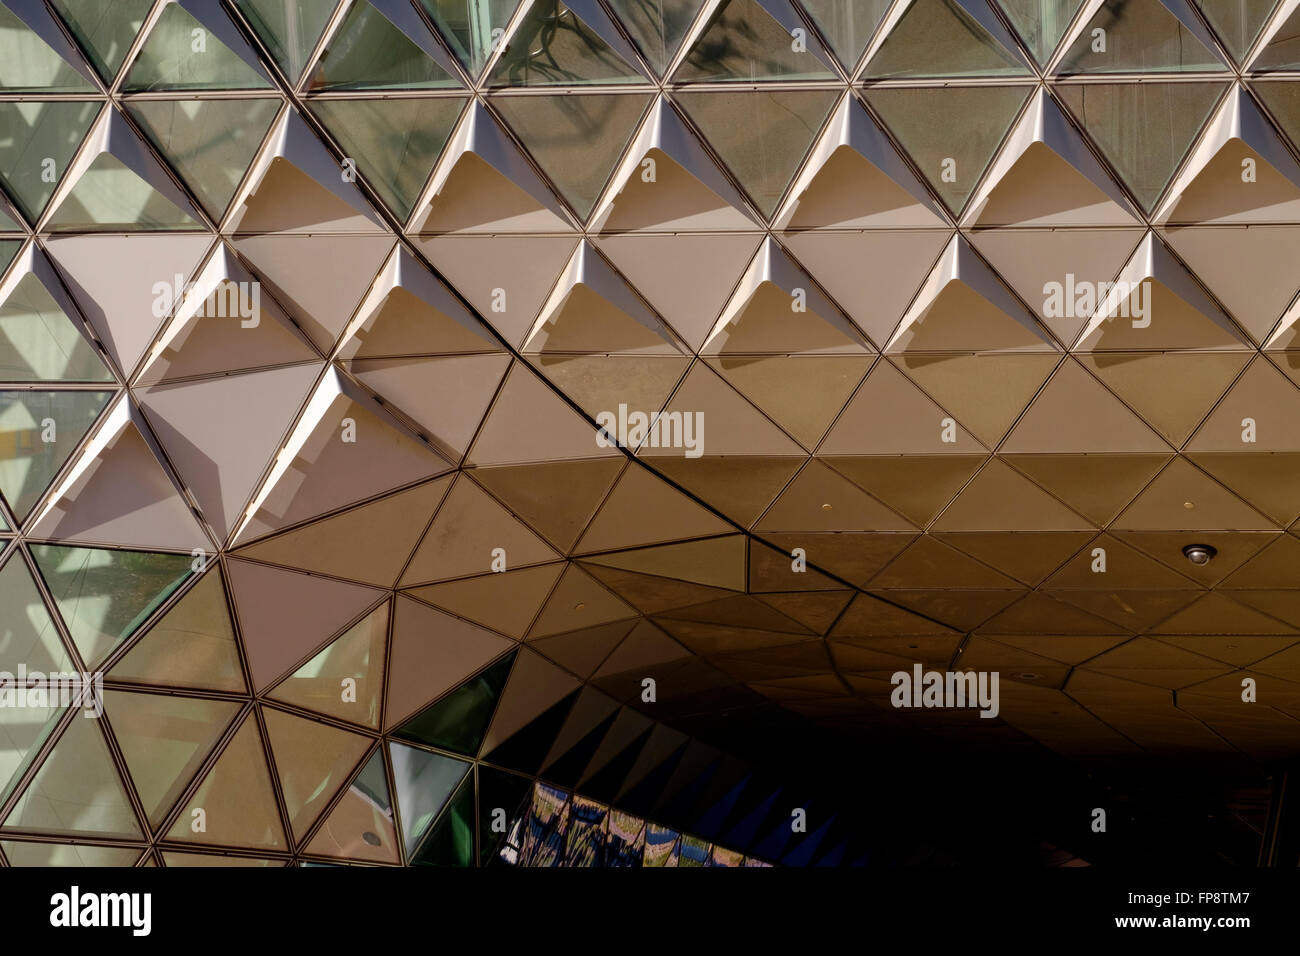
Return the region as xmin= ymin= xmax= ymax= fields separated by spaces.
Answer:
xmin=1 ymin=0 xmax=1300 ymax=868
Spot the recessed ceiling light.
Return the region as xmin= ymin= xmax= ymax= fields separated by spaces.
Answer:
xmin=1182 ymin=544 xmax=1216 ymax=566
xmin=821 ymin=503 xmax=832 ymax=511
xmin=1016 ymin=673 xmax=1040 ymax=680
xmin=1183 ymin=501 xmax=1195 ymax=510
xmin=362 ymin=831 xmax=381 ymax=846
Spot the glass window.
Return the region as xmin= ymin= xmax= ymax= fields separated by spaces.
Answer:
xmin=306 ymin=0 xmax=458 ymax=90
xmin=234 ymin=0 xmax=339 ymax=82
xmin=123 ymin=2 xmax=271 ymax=91
xmin=800 ymin=0 xmax=892 ymax=68
xmin=1057 ymin=0 xmax=1225 ymax=73
xmin=109 ymin=569 xmax=245 ymax=693
xmin=49 ymin=0 xmax=154 ymax=81
xmin=0 ymin=101 xmax=101 ymax=223
xmin=311 ymin=97 xmax=466 ymax=220
xmin=676 ymin=89 xmax=838 ymax=217
xmin=45 ymin=153 xmax=205 ymax=232
xmin=127 ymin=98 xmax=281 ymax=221
xmin=388 ymin=741 xmax=471 ymax=853
xmin=491 ymin=93 xmax=651 ymax=218
xmin=1056 ymin=81 xmax=1227 ymax=211
xmin=4 ymin=714 xmax=142 ymax=840
xmin=865 ymin=0 xmax=1029 ymax=77
xmin=0 ymin=5 xmax=95 ymax=91
xmin=1247 ymin=2 xmax=1300 ymax=69
xmin=0 ymin=390 xmax=112 ymax=520
xmin=997 ymin=0 xmax=1083 ymax=64
xmin=488 ymin=0 xmax=645 ymax=85
xmin=420 ymin=0 xmax=523 ymax=76
xmin=865 ymin=84 xmax=1032 ymax=214
xmin=0 ymin=275 xmax=112 ymax=383
xmin=675 ymin=0 xmax=836 ymax=80
xmin=31 ymin=544 xmax=191 ymax=668
xmin=605 ymin=0 xmax=703 ymax=76
xmin=394 ymin=651 xmax=513 ymax=753
xmin=269 ymin=602 xmax=388 ymax=728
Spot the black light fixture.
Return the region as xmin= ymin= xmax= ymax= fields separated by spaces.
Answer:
xmin=1182 ymin=544 xmax=1217 ymax=566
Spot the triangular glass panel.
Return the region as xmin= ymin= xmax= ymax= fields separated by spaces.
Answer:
xmin=226 ymin=560 xmax=385 ymax=692
xmin=488 ymin=0 xmax=645 ymax=85
xmin=1194 ymin=0 xmax=1277 ymax=63
xmin=0 ymin=555 xmax=72 ymax=801
xmin=124 ymin=1 xmax=272 ymax=90
xmin=0 ymin=702 xmax=62 ymax=809
xmin=1248 ymin=2 xmax=1300 ymax=71
xmin=394 ymin=652 xmax=515 ymax=755
xmin=0 ymin=268 xmax=113 ymax=382
xmin=4 ymin=715 xmax=141 ymax=840
xmin=49 ymin=0 xmax=154 ymax=81
xmin=1253 ymin=80 xmax=1300 ymax=160
xmin=605 ymin=0 xmax=703 ymax=75
xmin=799 ymin=0 xmax=891 ymax=68
xmin=562 ymin=796 xmax=608 ymax=866
xmin=420 ymin=0 xmax=523 ymax=77
xmin=388 ymin=741 xmax=471 ymax=854
xmin=311 ymin=97 xmax=466 ymax=220
xmin=234 ymin=0 xmax=340 ymax=82
xmin=303 ymin=747 xmax=399 ymax=864
xmin=0 ymin=553 xmax=72 ymax=674
xmin=110 ymin=568 xmax=246 ymax=693
xmin=0 ymin=390 xmax=111 ymax=521
xmin=166 ymin=714 xmax=286 ymax=849
xmin=676 ymin=0 xmax=836 ymax=80
xmin=1057 ymin=81 xmax=1227 ymax=211
xmin=105 ymin=689 xmax=239 ymax=829
xmin=864 ymin=84 xmax=1031 ymax=214
xmin=30 ymin=544 xmax=192 ymax=668
xmin=0 ymin=242 xmax=17 ymax=275
xmin=607 ymin=809 xmax=646 ymax=864
xmin=517 ymin=782 xmax=570 ymax=865
xmin=864 ymin=0 xmax=1030 ymax=77
xmin=268 ymin=602 xmax=389 ymax=729
xmin=0 ymin=3 xmax=96 ymax=91
xmin=491 ymin=94 xmax=651 ymax=219
xmin=46 ymin=152 xmax=205 ymax=232
xmin=996 ymin=0 xmax=1084 ymax=63
xmin=0 ymin=100 xmax=100 ymax=224
xmin=676 ymin=88 xmax=838 ymax=217
xmin=3 ymin=841 xmax=140 ymax=866
xmin=307 ymin=0 xmax=459 ymax=90
xmin=263 ymin=706 xmax=372 ymax=844
xmin=1251 ymin=3 xmax=1300 ymax=70
xmin=477 ymin=765 xmax=533 ymax=862
xmin=1056 ymin=0 xmax=1225 ymax=73
xmin=127 ymin=98 xmax=281 ymax=221
xmin=643 ymin=822 xmax=678 ymax=865
xmin=411 ymin=774 xmax=475 ymax=866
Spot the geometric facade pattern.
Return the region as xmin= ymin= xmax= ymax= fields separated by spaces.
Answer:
xmin=3 ymin=0 xmax=1300 ymax=866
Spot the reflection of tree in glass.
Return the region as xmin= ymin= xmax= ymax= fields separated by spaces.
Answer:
xmin=500 ymin=0 xmax=625 ymax=83
xmin=679 ymin=0 xmax=817 ymax=81
xmin=606 ymin=0 xmax=702 ymax=72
